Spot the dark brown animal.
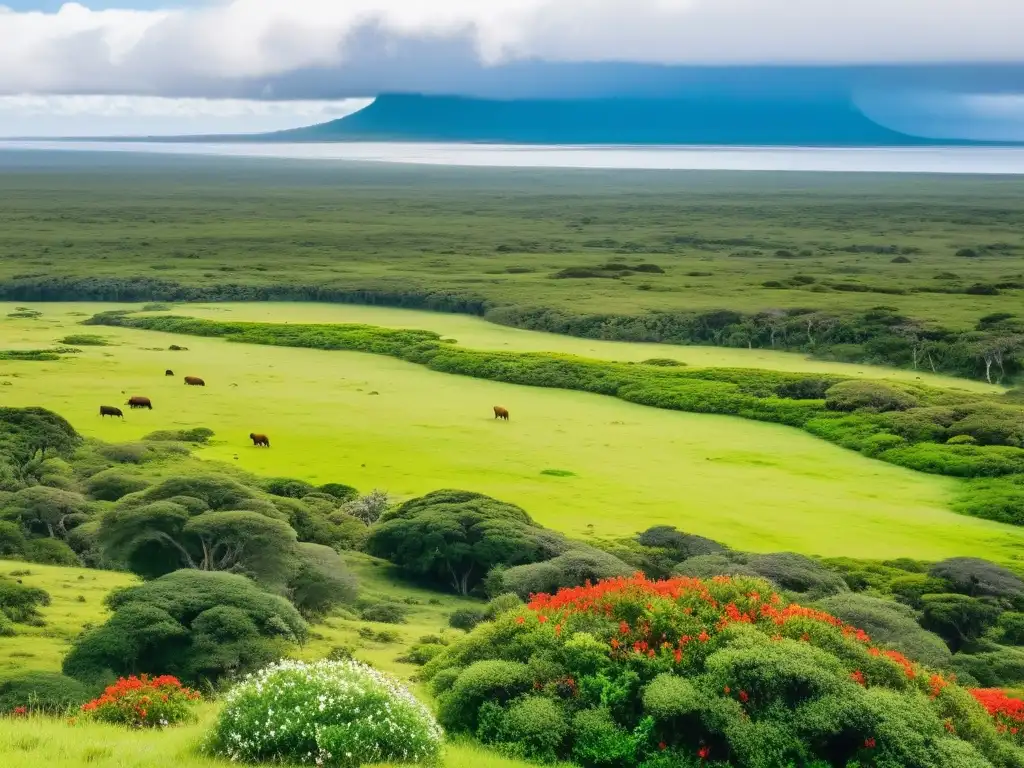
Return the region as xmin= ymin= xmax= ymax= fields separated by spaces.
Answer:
xmin=249 ymin=433 xmax=270 ymax=448
xmin=165 ymin=369 xmax=174 ymax=376
xmin=493 ymin=406 xmax=510 ymax=421
xmin=100 ymin=405 xmax=123 ymax=418
xmin=126 ymin=396 xmax=152 ymax=410
xmin=184 ymin=376 xmax=205 ymax=387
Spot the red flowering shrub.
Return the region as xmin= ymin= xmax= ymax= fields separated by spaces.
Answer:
xmin=81 ymin=675 xmax=201 ymax=728
xmin=424 ymin=574 xmax=1024 ymax=767
xmin=971 ymin=688 xmax=1024 ymax=745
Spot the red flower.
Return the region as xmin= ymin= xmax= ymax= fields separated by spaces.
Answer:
xmin=610 ymin=638 xmax=620 ymax=649
xmin=698 ymin=630 xmax=710 ymax=643
xmin=850 ymin=670 xmax=866 ymax=687
xmin=723 ymin=686 xmax=731 ymax=695
xmin=554 ymin=623 xmax=562 ymax=636
xmin=673 ymin=649 xmax=682 ymax=664
xmin=12 ymin=706 xmax=27 ymax=717
xmin=537 ymin=615 xmax=548 ymax=624
xmin=864 ymin=738 xmax=876 ymax=749
xmin=697 ymin=745 xmax=711 ymax=760
xmin=658 ymin=742 xmax=667 ymax=751
xmin=738 ymin=690 xmax=749 ymax=703
xmin=516 ymin=616 xmax=525 ymax=625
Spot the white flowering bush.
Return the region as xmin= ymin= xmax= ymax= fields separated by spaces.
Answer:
xmin=207 ymin=659 xmax=443 ymax=767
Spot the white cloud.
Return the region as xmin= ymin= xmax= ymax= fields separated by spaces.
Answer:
xmin=0 ymin=1 xmax=1022 ymax=95
xmin=0 ymin=94 xmax=371 ymax=135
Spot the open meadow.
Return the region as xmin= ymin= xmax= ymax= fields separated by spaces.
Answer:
xmin=5 ymin=302 xmax=1023 ymax=562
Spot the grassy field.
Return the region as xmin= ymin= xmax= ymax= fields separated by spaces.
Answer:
xmin=0 ymin=711 xmax=531 ymax=768
xmin=0 ymin=561 xmax=136 ymax=679
xmin=4 ymin=302 xmax=1024 ymax=562
xmin=0 ymin=153 xmax=1021 ymax=328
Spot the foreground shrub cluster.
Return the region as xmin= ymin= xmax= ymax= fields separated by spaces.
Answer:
xmin=424 ymin=574 xmax=1024 ymax=768
xmin=80 ymin=674 xmax=201 ymax=728
xmin=208 ymin=659 xmax=442 ymax=767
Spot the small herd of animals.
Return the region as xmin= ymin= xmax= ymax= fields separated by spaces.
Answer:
xmin=100 ymin=370 xmax=511 ymax=448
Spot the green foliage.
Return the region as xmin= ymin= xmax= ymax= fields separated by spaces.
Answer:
xmin=493 ymin=548 xmax=634 ymax=600
xmin=920 ymin=594 xmax=1002 ymax=651
xmin=479 ymin=696 xmax=569 ymax=763
xmin=1 ymin=485 xmax=90 ymax=539
xmin=953 ymin=646 xmax=1024 ymax=687
xmin=0 ymin=672 xmax=92 ymax=714
xmin=367 ymin=489 xmax=561 ymax=595
xmin=59 ymin=334 xmax=110 ymax=346
xmin=814 ymin=593 xmax=953 ymax=669
xmin=449 ymin=608 xmax=487 ymax=631
xmin=425 ymin=574 xmax=1024 ymax=767
xmin=207 ymin=659 xmax=443 ymax=767
xmin=636 ymin=526 xmax=726 ymax=560
xmin=23 ymin=537 xmax=80 ymax=566
xmin=0 ymin=575 xmax=51 ymax=623
xmin=262 ymin=477 xmax=316 ymax=499
xmin=743 ymin=552 xmax=849 ymax=599
xmin=360 ymin=602 xmax=408 ymax=624
xmin=62 ymin=569 xmax=307 ymax=686
xmin=484 ymin=593 xmax=524 ymax=620
xmin=825 ymin=380 xmax=920 ymax=412
xmin=142 ymin=427 xmax=215 ymax=444
xmin=287 ymin=542 xmax=359 ymax=619
xmin=995 ymin=612 xmax=1024 ymax=646
xmin=929 ymin=558 xmax=1024 ymax=601
xmin=437 ymin=660 xmax=534 ymax=732
xmin=85 ymin=468 xmax=150 ymax=502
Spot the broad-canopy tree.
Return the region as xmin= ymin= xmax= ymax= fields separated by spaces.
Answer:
xmin=99 ymin=501 xmax=299 ymax=587
xmin=920 ymin=593 xmax=1002 ymax=652
xmin=62 ymin=570 xmax=306 ymax=686
xmin=367 ymin=490 xmax=563 ymax=595
xmin=1 ymin=486 xmax=91 ymax=539
xmin=0 ymin=407 xmax=80 ymax=489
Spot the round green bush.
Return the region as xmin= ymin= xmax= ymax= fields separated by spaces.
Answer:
xmin=449 ymin=608 xmax=487 ymax=632
xmin=480 ymin=696 xmax=569 ymax=763
xmin=825 ymin=380 xmax=919 ymax=413
xmin=208 ymin=659 xmax=442 ymax=767
xmin=86 ymin=469 xmax=150 ymax=501
xmin=0 ymin=671 xmax=91 ymax=714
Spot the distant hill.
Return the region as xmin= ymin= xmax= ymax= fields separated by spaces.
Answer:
xmin=260 ymin=93 xmax=963 ymax=147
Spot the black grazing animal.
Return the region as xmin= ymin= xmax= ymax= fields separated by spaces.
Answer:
xmin=126 ymin=396 xmax=152 ymax=410
xmin=184 ymin=376 xmax=205 ymax=387
xmin=249 ymin=433 xmax=270 ymax=447
xmin=165 ymin=369 xmax=174 ymax=376
xmin=100 ymin=405 xmax=123 ymax=418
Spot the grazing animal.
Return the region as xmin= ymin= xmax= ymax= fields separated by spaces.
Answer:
xmin=126 ymin=396 xmax=152 ymax=410
xmin=100 ymin=405 xmax=123 ymax=418
xmin=493 ymin=406 xmax=510 ymax=421
xmin=249 ymin=433 xmax=270 ymax=448
xmin=184 ymin=376 xmax=205 ymax=387
xmin=165 ymin=369 xmax=174 ymax=376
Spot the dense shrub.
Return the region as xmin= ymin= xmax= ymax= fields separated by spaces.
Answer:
xmin=930 ymin=558 xmax=1024 ymax=602
xmin=995 ymin=612 xmax=1024 ymax=646
xmin=672 ymin=553 xmax=757 ymax=580
xmin=81 ymin=674 xmax=201 ymax=727
xmin=263 ymin=477 xmax=317 ymax=499
xmin=360 ymin=602 xmax=408 ymax=624
xmin=825 ymin=381 xmax=920 ymax=412
xmin=23 ymin=537 xmax=80 ymax=565
xmin=0 ymin=671 xmax=91 ymax=714
xmin=493 ymin=548 xmax=634 ymax=599
xmin=814 ymin=593 xmax=953 ymax=669
xmin=744 ymin=552 xmax=849 ymax=599
xmin=0 ymin=576 xmax=50 ymax=623
xmin=479 ymin=696 xmax=570 ymax=762
xmin=142 ymin=427 xmax=214 ymax=444
xmin=368 ymin=490 xmax=563 ymax=595
xmin=449 ymin=608 xmax=487 ymax=632
xmin=318 ymin=483 xmax=360 ymax=503
xmin=62 ymin=570 xmax=306 ymax=686
xmin=207 ymin=659 xmax=443 ymax=766
xmin=424 ymin=574 xmax=1024 ymax=767
xmin=954 ymin=647 xmax=1024 ymax=688
xmin=636 ymin=526 xmax=725 ymax=559
xmin=921 ymin=594 xmax=1002 ymax=651
xmin=85 ymin=468 xmax=150 ymax=501
xmin=345 ymin=489 xmax=391 ymax=526
xmin=484 ymin=593 xmax=524 ymax=620
xmin=288 ymin=543 xmax=359 ymax=619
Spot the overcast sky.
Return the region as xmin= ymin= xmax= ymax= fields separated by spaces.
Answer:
xmin=1 ymin=1 xmax=1023 ymax=136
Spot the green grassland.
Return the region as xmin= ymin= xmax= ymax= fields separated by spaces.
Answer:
xmin=4 ymin=303 xmax=1024 ymax=562
xmin=0 ymin=153 xmax=1021 ymax=330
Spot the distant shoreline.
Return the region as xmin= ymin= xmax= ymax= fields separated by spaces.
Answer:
xmin=3 ymin=140 xmax=1024 ymax=174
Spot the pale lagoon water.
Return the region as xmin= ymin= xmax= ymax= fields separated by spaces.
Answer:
xmin=3 ymin=140 xmax=1024 ymax=174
